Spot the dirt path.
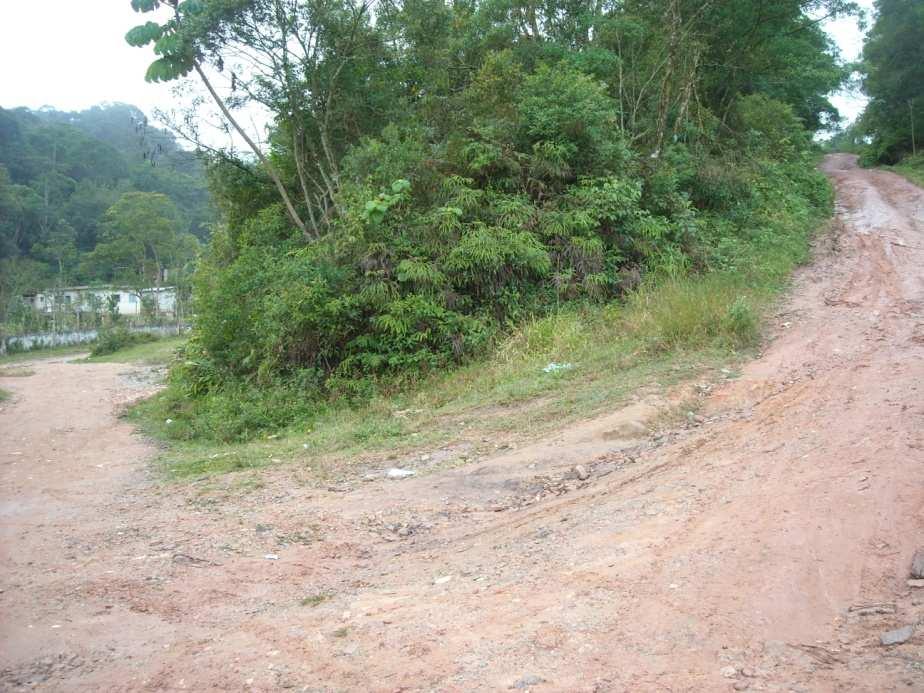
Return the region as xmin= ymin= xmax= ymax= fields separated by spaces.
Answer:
xmin=2 ymin=153 xmax=923 ymax=691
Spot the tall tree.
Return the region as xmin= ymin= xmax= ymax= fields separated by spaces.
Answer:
xmin=860 ymin=0 xmax=924 ymax=163
xmin=83 ymin=191 xmax=199 ymax=298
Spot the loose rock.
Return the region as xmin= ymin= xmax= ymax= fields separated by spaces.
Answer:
xmin=907 ymin=579 xmax=924 ymax=588
xmin=513 ymin=674 xmax=544 ymax=689
xmin=386 ymin=468 xmax=416 ymax=479
xmin=880 ymin=625 xmax=914 ymax=646
xmin=574 ymin=465 xmax=590 ymax=481
xmin=720 ymin=665 xmax=737 ymax=679
xmin=910 ymin=549 xmax=924 ymax=579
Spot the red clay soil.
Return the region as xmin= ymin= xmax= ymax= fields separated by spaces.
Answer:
xmin=1 ymin=153 xmax=923 ymax=691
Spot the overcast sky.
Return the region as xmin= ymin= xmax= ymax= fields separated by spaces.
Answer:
xmin=0 ymin=0 xmax=874 ymax=139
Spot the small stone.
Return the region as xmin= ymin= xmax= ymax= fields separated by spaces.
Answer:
xmin=720 ymin=665 xmax=737 ymax=679
xmin=733 ymin=682 xmax=750 ymax=691
xmin=434 ymin=575 xmax=452 ymax=585
xmin=513 ymin=674 xmax=544 ymax=689
xmin=386 ymin=468 xmax=415 ymax=479
xmin=880 ymin=625 xmax=914 ymax=646
xmin=907 ymin=579 xmax=924 ymax=588
xmin=264 ymin=554 xmax=279 ymax=560
xmin=574 ymin=465 xmax=590 ymax=481
xmin=910 ymin=549 xmax=924 ymax=579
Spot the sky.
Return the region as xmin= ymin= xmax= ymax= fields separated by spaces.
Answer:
xmin=0 ymin=1 xmax=178 ymax=117
xmin=0 ymin=0 xmax=875 ymax=140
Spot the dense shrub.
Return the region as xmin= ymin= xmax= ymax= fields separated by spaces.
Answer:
xmin=91 ymin=326 xmax=159 ymax=357
xmin=135 ymin=0 xmax=842 ymax=444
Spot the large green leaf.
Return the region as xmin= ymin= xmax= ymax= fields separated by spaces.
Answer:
xmin=153 ymin=33 xmax=181 ymax=56
xmin=125 ymin=21 xmax=163 ymax=47
xmin=179 ymin=0 xmax=205 ymax=15
xmin=130 ymin=0 xmax=159 ymax=12
xmin=144 ymin=55 xmax=195 ymax=83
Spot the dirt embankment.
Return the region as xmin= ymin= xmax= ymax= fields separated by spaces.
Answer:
xmin=2 ymin=153 xmax=923 ymax=691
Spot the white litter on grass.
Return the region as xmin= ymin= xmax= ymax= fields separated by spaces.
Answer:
xmin=542 ymin=362 xmax=573 ymax=373
xmin=386 ymin=468 xmax=416 ymax=479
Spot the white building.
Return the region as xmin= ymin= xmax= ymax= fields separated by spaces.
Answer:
xmin=24 ymin=286 xmax=177 ymax=317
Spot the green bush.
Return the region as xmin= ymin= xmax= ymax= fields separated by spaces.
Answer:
xmin=140 ymin=27 xmax=836 ymax=445
xmin=91 ymin=327 xmax=159 ymax=357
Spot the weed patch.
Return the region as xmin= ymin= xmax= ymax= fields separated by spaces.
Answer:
xmin=0 ymin=366 xmax=35 ymax=377
xmin=90 ymin=327 xmax=159 ymax=358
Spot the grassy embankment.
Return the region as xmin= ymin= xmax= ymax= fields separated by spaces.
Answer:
xmin=0 ymin=345 xmax=87 ymax=366
xmin=84 ymin=336 xmax=186 ymax=365
xmin=0 ymin=337 xmax=186 ymax=368
xmin=0 ymin=338 xmax=186 ymax=403
xmin=127 ymin=173 xmax=830 ymax=482
xmin=890 ymin=153 xmax=924 ymax=188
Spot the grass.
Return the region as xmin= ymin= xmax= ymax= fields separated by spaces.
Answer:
xmin=127 ymin=170 xmax=829 ymax=483
xmin=0 ymin=338 xmax=183 ymax=370
xmin=299 ymin=593 xmax=330 ymax=607
xmin=0 ymin=344 xmax=88 ymax=366
xmin=0 ymin=366 xmax=35 ymax=377
xmin=0 ymin=387 xmax=10 ymax=402
xmin=128 ymin=263 xmax=802 ymax=482
xmin=890 ymin=154 xmax=924 ymax=188
xmin=84 ymin=337 xmax=186 ymax=366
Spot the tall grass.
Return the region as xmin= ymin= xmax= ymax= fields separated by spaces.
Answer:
xmin=891 ymin=154 xmax=924 ymax=188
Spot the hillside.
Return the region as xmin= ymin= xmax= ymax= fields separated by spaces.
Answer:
xmin=0 ymin=103 xmax=210 ymax=318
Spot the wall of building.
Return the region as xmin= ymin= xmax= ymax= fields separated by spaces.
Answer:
xmin=0 ymin=324 xmax=189 ymax=355
xmin=28 ymin=288 xmax=177 ymax=317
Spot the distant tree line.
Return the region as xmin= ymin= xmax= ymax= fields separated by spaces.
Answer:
xmin=0 ymin=103 xmax=210 ymax=327
xmin=833 ymin=0 xmax=924 ymax=164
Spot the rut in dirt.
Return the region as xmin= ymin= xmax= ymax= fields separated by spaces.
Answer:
xmin=1 ymin=153 xmax=924 ymax=691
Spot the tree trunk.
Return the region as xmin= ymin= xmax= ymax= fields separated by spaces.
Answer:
xmin=192 ymin=63 xmax=311 ymax=239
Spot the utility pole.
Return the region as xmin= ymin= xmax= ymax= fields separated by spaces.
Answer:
xmin=911 ymin=99 xmax=918 ymax=157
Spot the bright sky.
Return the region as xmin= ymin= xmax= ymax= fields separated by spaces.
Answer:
xmin=826 ymin=0 xmax=875 ymax=125
xmin=0 ymin=1 xmax=177 ymax=116
xmin=0 ymin=0 xmax=875 ymax=136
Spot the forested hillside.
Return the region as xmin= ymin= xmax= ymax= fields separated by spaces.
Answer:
xmin=856 ymin=0 xmax=923 ymax=165
xmin=126 ymin=0 xmax=854 ymax=441
xmin=0 ymin=103 xmax=210 ymax=323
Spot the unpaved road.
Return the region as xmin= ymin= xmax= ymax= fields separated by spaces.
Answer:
xmin=2 ymin=153 xmax=923 ymax=691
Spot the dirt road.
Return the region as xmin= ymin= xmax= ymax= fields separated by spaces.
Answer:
xmin=2 ymin=154 xmax=923 ymax=691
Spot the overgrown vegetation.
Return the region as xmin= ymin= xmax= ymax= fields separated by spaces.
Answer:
xmin=890 ymin=154 xmax=924 ymax=188
xmin=124 ymin=0 xmax=847 ymax=457
xmin=836 ymin=0 xmax=923 ymax=166
xmin=86 ymin=335 xmax=186 ymax=365
xmin=89 ymin=326 xmax=160 ymax=357
xmin=0 ymin=104 xmax=208 ymax=330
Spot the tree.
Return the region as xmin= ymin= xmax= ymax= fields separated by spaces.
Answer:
xmin=860 ymin=0 xmax=924 ymax=163
xmin=32 ymin=220 xmax=78 ymax=284
xmin=126 ymin=0 xmax=392 ymax=239
xmin=0 ymin=104 xmax=211 ymax=288
xmin=83 ymin=192 xmax=196 ymax=301
xmin=122 ymin=0 xmax=851 ymax=396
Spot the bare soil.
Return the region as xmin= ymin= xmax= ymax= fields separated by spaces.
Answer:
xmin=2 ymin=154 xmax=923 ymax=691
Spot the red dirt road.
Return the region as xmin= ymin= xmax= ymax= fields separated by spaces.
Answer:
xmin=1 ymin=153 xmax=923 ymax=691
